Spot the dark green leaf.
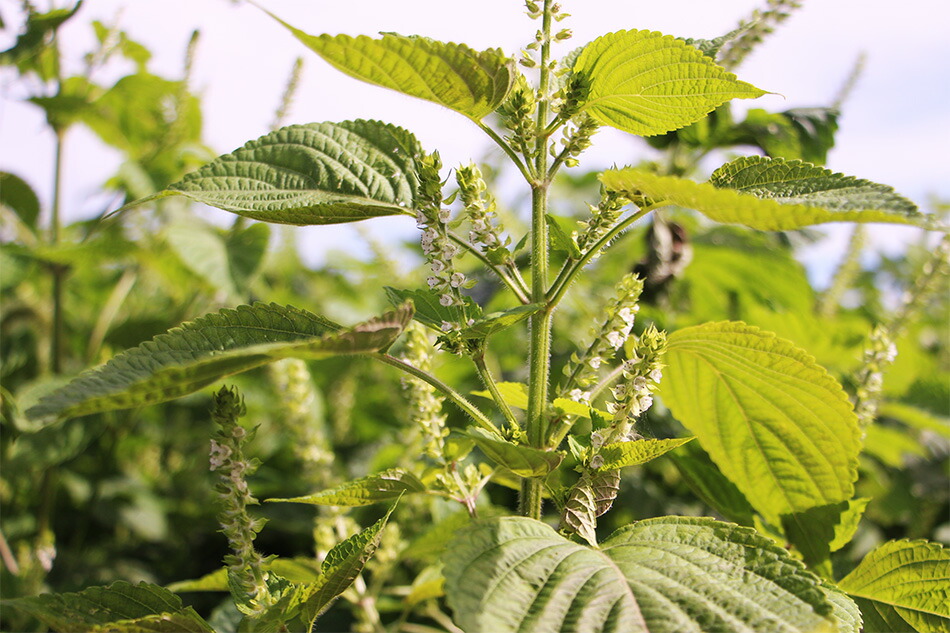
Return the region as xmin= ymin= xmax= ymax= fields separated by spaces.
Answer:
xmin=385 ymin=286 xmax=482 ymax=333
xmin=0 ymin=171 xmax=41 ymax=230
xmin=26 ymin=302 xmax=412 ymax=424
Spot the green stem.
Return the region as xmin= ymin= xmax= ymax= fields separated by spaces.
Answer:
xmin=473 ymin=350 xmax=520 ymax=430
xmin=448 ymin=232 xmax=530 ymax=304
xmin=476 ymin=120 xmax=534 ymax=182
xmin=50 ymin=127 xmax=66 ymax=375
xmin=547 ymin=202 xmax=665 ymax=307
xmin=520 ymin=0 xmax=556 ymax=521
xmin=373 ymin=353 xmax=500 ymax=435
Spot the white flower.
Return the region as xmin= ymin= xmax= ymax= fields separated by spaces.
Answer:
xmin=427 ymin=275 xmax=441 ymax=288
xmin=450 ymin=272 xmax=465 ymax=288
xmin=430 ymin=259 xmax=447 ymax=274
xmin=606 ymin=330 xmax=625 ymax=349
xmin=590 ymin=430 xmax=605 ymax=450
xmin=568 ymin=388 xmax=590 ymax=403
xmin=639 ymin=394 xmax=653 ymax=411
xmin=588 ymin=356 xmax=603 ymax=369
xmin=589 ymin=454 xmax=605 ymax=470
xmin=209 ymin=440 xmax=231 ymax=470
xmin=611 ymin=383 xmax=627 ymax=400
xmin=439 ymin=293 xmax=454 ymax=307
xmin=441 ymin=321 xmax=455 ymax=332
xmin=617 ymin=306 xmax=636 ymax=326
xmin=649 ymin=368 xmax=663 ymax=383
xmin=438 ymin=208 xmax=451 ymax=222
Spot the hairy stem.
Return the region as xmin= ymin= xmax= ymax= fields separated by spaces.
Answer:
xmin=373 ymin=353 xmax=500 ymax=435
xmin=520 ymin=0 xmax=556 ymax=520
xmin=50 ymin=128 xmax=66 ymax=374
xmin=476 ymin=120 xmax=534 ymax=182
xmin=448 ymin=232 xmax=531 ymax=304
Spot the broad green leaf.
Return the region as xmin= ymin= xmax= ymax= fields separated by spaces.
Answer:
xmin=822 ymin=585 xmax=863 ymax=633
xmin=0 ymin=1 xmax=83 ymax=80
xmin=2 ymin=581 xmax=213 ymax=633
xmin=166 ymin=218 xmax=270 ymax=299
xmin=385 ymin=286 xmax=482 ymax=332
xmin=471 ymin=381 xmax=528 ymax=410
xmin=128 ymin=120 xmax=424 ymax=226
xmin=269 ymin=469 xmax=424 ymax=507
xmin=269 ymin=14 xmax=516 ymax=120
xmin=737 ymin=108 xmax=839 ymax=164
xmin=602 ymin=156 xmax=937 ymax=231
xmin=559 ymin=469 xmax=620 ymax=546
xmin=780 ymin=498 xmax=870 ymax=579
xmin=838 ymin=540 xmax=950 ymax=633
xmin=573 ymin=29 xmax=765 ymax=136
xmin=468 ymin=427 xmax=563 ymax=477
xmin=406 ymin=566 xmax=446 ymax=606
xmin=443 ymin=516 xmax=835 ymax=633
xmin=878 ymin=401 xmax=950 ymax=439
xmin=26 ymin=302 xmax=412 ymax=424
xmin=863 ymin=424 xmax=927 ymax=467
xmin=596 ymin=437 xmax=694 ymax=471
xmin=0 ymin=171 xmax=41 ymax=230
xmin=660 ymin=321 xmax=861 ymax=524
xmin=670 ymin=442 xmax=756 ymax=526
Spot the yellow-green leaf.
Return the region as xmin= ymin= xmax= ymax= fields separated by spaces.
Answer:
xmin=469 ymin=427 xmax=562 ymax=477
xmin=573 ymin=29 xmax=765 ymax=136
xmin=596 ymin=437 xmax=694 ymax=471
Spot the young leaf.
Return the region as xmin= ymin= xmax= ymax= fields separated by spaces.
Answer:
xmin=267 ymin=13 xmax=516 ymax=121
xmin=301 ymin=503 xmax=397 ymax=623
xmin=838 ymin=540 xmax=950 ymax=633
xmin=443 ymin=516 xmax=836 ymax=633
xmin=2 ymin=581 xmax=213 ymax=633
xmin=573 ymin=29 xmax=765 ymax=136
xmin=781 ymin=499 xmax=869 ymax=579
xmin=602 ymin=156 xmax=938 ymax=231
xmin=0 ymin=171 xmax=41 ymax=231
xmin=459 ymin=303 xmax=544 ymax=338
xmin=26 ymin=302 xmax=412 ymax=424
xmin=471 ymin=381 xmax=529 ymax=410
xmin=127 ymin=120 xmax=424 ymax=226
xmin=267 ymin=469 xmax=425 ymax=506
xmin=560 ymin=469 xmax=620 ymax=546
xmin=468 ymin=427 xmax=563 ymax=477
xmin=385 ymin=286 xmax=483 ymax=332
xmin=595 ymin=437 xmax=694 ymax=471
xmin=736 ymin=107 xmax=840 ymax=164
xmin=660 ymin=321 xmax=861 ymax=525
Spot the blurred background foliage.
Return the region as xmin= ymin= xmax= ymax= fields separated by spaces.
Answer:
xmin=1 ymin=3 xmax=947 ymax=631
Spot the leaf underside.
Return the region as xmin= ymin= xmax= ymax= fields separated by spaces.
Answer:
xmin=267 ymin=469 xmax=425 ymax=506
xmin=468 ymin=427 xmax=563 ymax=477
xmin=26 ymin=302 xmax=412 ymax=423
xmin=573 ymin=29 xmax=765 ymax=136
xmin=660 ymin=321 xmax=861 ymax=524
xmin=443 ymin=516 xmax=836 ymax=633
xmin=159 ymin=120 xmax=423 ymax=225
xmin=601 ymin=156 xmax=937 ymax=231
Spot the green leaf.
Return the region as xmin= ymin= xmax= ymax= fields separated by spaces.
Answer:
xmin=26 ymin=302 xmax=412 ymax=424
xmin=660 ymin=321 xmax=861 ymax=525
xmin=384 ymin=286 xmax=482 ymax=332
xmin=268 ymin=469 xmax=424 ymax=507
xmin=546 ymin=213 xmax=581 ymax=259
xmin=670 ymin=443 xmax=755 ymax=526
xmin=128 ymin=120 xmax=424 ymax=226
xmin=559 ymin=469 xmax=620 ymax=546
xmin=471 ymin=381 xmax=528 ymax=410
xmin=167 ymin=558 xmax=322 ymax=593
xmin=781 ymin=499 xmax=870 ymax=579
xmin=0 ymin=171 xmax=41 ymax=230
xmin=166 ymin=218 xmax=270 ymax=299
xmin=443 ymin=516 xmax=836 ymax=633
xmin=878 ymin=401 xmax=950 ymax=439
xmin=468 ymin=427 xmax=563 ymax=477
xmin=821 ymin=585 xmax=863 ymax=633
xmin=302 ymin=503 xmax=397 ymax=623
xmin=596 ymin=437 xmax=694 ymax=471
xmin=459 ymin=303 xmax=544 ymax=338
xmin=602 ymin=156 xmax=938 ymax=231
xmin=0 ymin=1 xmax=83 ymax=79
xmin=268 ymin=14 xmax=516 ymax=121
xmin=2 ymin=581 xmax=213 ymax=633
xmin=573 ymin=29 xmax=765 ymax=136
xmin=838 ymin=540 xmax=950 ymax=633
xmin=737 ymin=108 xmax=839 ymax=164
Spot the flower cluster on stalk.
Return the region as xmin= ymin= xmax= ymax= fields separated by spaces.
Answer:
xmin=853 ymin=325 xmax=898 ymax=430
xmin=588 ymin=325 xmax=667 ymax=469
xmin=209 ymin=386 xmax=271 ymax=615
xmin=576 ymin=187 xmax=631 ymax=253
xmin=456 ymin=163 xmax=511 ymax=261
xmin=563 ymin=273 xmax=644 ymax=403
xmin=399 ymin=322 xmax=450 ymax=461
xmin=415 ymin=152 xmax=470 ymax=334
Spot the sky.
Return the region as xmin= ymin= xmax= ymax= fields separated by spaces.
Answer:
xmin=2 ymin=0 xmax=949 ymax=284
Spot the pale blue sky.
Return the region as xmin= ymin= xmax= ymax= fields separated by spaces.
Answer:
xmin=2 ymin=1 xmax=948 ymax=282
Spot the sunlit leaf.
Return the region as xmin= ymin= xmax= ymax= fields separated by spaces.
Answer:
xmin=660 ymin=321 xmax=861 ymax=525
xmin=602 ymin=157 xmax=938 ymax=230
xmin=596 ymin=437 xmax=694 ymax=471
xmin=267 ymin=469 xmax=424 ymax=506
xmin=838 ymin=540 xmax=950 ymax=633
xmin=269 ymin=14 xmax=516 ymax=120
xmin=469 ymin=427 xmax=563 ymax=477
xmin=444 ymin=516 xmax=836 ymax=633
xmin=573 ymin=29 xmax=765 ymax=136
